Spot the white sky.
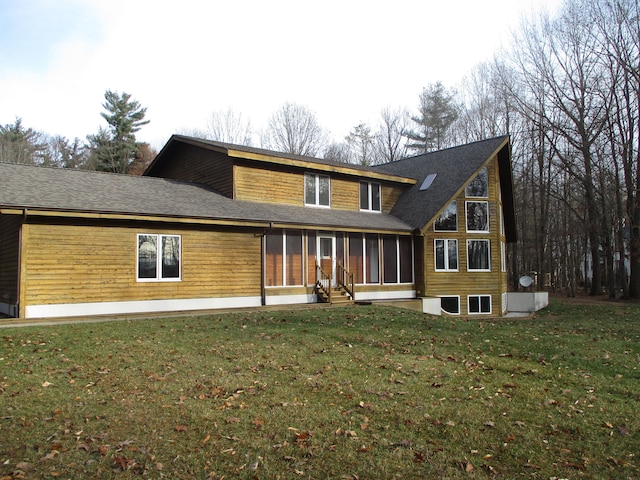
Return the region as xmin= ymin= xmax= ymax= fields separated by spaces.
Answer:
xmin=0 ymin=0 xmax=561 ymax=150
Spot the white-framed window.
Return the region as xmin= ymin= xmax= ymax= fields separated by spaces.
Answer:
xmin=382 ymin=235 xmax=414 ymax=284
xmin=265 ymin=229 xmax=304 ymax=287
xmin=465 ymin=167 xmax=488 ymax=197
xmin=137 ymin=234 xmax=181 ymax=282
xmin=501 ymin=241 xmax=507 ymax=272
xmin=434 ymin=239 xmax=458 ymax=271
xmin=305 ymin=173 xmax=330 ymax=207
xmin=434 ymin=201 xmax=457 ymax=231
xmin=360 ymin=181 xmax=381 ymax=212
xmin=466 ymin=201 xmax=489 ymax=232
xmin=467 ymin=239 xmax=490 ymax=271
xmin=440 ymin=296 xmax=460 ymax=315
xmin=468 ymin=294 xmax=492 ymax=314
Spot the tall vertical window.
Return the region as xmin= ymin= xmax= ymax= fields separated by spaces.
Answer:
xmin=382 ymin=235 xmax=414 ymax=284
xmin=465 ymin=167 xmax=488 ymax=197
xmin=360 ymin=181 xmax=381 ymax=212
xmin=434 ymin=201 xmax=457 ymax=231
xmin=305 ymin=173 xmax=330 ymax=207
xmin=266 ymin=230 xmax=304 ymax=287
xmin=467 ymin=239 xmax=490 ymax=271
xmin=137 ymin=234 xmax=181 ymax=281
xmin=348 ymin=233 xmax=364 ymax=284
xmin=365 ymin=234 xmax=379 ymax=284
xmin=434 ymin=239 xmax=458 ymax=271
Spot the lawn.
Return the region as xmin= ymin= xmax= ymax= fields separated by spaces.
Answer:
xmin=0 ymin=299 xmax=638 ymax=479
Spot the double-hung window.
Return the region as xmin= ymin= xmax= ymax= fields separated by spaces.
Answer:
xmin=137 ymin=234 xmax=181 ymax=281
xmin=305 ymin=173 xmax=330 ymax=207
xmin=434 ymin=239 xmax=458 ymax=271
xmin=360 ymin=181 xmax=381 ymax=212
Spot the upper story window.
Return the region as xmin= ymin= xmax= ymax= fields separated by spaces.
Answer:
xmin=434 ymin=201 xmax=457 ymax=231
xmin=465 ymin=167 xmax=488 ymax=197
xmin=137 ymin=234 xmax=181 ymax=282
xmin=466 ymin=201 xmax=489 ymax=232
xmin=360 ymin=181 xmax=381 ymax=212
xmin=305 ymin=173 xmax=330 ymax=207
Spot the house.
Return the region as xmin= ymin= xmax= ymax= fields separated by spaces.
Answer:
xmin=0 ymin=134 xmax=515 ymax=319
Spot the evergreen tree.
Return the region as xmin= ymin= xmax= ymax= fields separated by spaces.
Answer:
xmin=87 ymin=90 xmax=149 ymax=173
xmin=405 ymin=82 xmax=459 ymax=153
xmin=0 ymin=118 xmax=47 ymax=165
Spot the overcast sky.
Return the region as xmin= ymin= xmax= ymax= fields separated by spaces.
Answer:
xmin=0 ymin=0 xmax=561 ymax=150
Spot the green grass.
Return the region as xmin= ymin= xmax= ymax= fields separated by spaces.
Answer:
xmin=1 ymin=299 xmax=638 ymax=479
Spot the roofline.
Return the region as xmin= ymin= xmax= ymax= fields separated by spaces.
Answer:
xmin=1 ymin=207 xmax=415 ymax=235
xmin=147 ymin=135 xmax=417 ymax=185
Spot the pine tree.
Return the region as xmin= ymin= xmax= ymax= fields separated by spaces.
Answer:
xmin=405 ymin=82 xmax=458 ymax=153
xmin=87 ymin=90 xmax=149 ymax=173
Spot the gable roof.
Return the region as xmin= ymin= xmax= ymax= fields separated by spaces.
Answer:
xmin=374 ymin=136 xmax=516 ymax=241
xmin=0 ymin=162 xmax=413 ymax=233
xmin=146 ymin=135 xmax=416 ymax=185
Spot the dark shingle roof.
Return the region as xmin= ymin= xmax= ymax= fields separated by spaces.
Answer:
xmin=374 ymin=136 xmax=511 ymax=231
xmin=0 ymin=162 xmax=412 ymax=232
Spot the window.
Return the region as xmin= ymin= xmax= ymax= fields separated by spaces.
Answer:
xmin=137 ymin=234 xmax=181 ymax=281
xmin=305 ymin=173 xmax=330 ymax=207
xmin=348 ymin=233 xmax=364 ymax=284
xmin=465 ymin=167 xmax=488 ymax=197
xmin=383 ymin=235 xmax=414 ymax=284
xmin=435 ymin=239 xmax=458 ymax=271
xmin=467 ymin=239 xmax=490 ymax=271
xmin=468 ymin=295 xmax=491 ymax=314
xmin=365 ymin=233 xmax=379 ymax=284
xmin=466 ymin=201 xmax=489 ymax=232
xmin=501 ymin=241 xmax=507 ymax=272
xmin=360 ymin=182 xmax=381 ymax=212
xmin=266 ymin=230 xmax=303 ymax=287
xmin=434 ymin=201 xmax=457 ymax=231
xmin=440 ymin=296 xmax=460 ymax=315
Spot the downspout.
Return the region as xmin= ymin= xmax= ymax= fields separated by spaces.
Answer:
xmin=261 ymin=222 xmax=275 ymax=306
xmin=15 ymin=209 xmax=27 ymax=318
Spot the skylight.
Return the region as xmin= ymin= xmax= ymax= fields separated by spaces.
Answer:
xmin=420 ymin=173 xmax=437 ymax=191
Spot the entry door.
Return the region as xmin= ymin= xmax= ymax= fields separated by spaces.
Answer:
xmin=318 ymin=235 xmax=336 ymax=286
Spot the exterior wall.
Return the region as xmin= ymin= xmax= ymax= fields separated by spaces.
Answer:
xmin=423 ymin=155 xmax=508 ymax=315
xmin=148 ymin=144 xmax=234 ymax=198
xmin=19 ymin=222 xmax=262 ymax=318
xmin=234 ymin=163 xmax=303 ymax=205
xmin=0 ymin=214 xmax=20 ymax=316
xmin=234 ymin=162 xmax=406 ymax=212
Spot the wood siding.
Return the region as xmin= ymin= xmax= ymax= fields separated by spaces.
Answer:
xmin=234 ymin=163 xmax=303 ymax=205
xmin=0 ymin=214 xmax=20 ymax=305
xmin=20 ymin=223 xmax=262 ymax=308
xmin=423 ymin=155 xmax=508 ymax=315
xmin=148 ymin=144 xmax=234 ymax=197
xmin=234 ymin=162 xmax=408 ymax=213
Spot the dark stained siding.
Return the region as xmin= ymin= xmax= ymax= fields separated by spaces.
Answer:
xmin=146 ymin=143 xmax=234 ymax=198
xmin=0 ymin=214 xmax=20 ymax=306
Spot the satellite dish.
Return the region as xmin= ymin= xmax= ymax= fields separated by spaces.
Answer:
xmin=519 ymin=275 xmax=534 ymax=288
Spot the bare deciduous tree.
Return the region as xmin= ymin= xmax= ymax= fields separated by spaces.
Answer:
xmin=262 ymin=103 xmax=327 ymax=156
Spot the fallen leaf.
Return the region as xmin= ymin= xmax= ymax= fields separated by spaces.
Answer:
xmin=174 ymin=425 xmax=188 ymax=432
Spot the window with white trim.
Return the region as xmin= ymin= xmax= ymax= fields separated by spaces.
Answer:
xmin=434 ymin=201 xmax=457 ymax=231
xmin=382 ymin=235 xmax=414 ymax=284
xmin=360 ymin=181 xmax=381 ymax=212
xmin=466 ymin=201 xmax=489 ymax=232
xmin=467 ymin=239 xmax=490 ymax=271
xmin=440 ymin=296 xmax=460 ymax=315
xmin=305 ymin=173 xmax=330 ymax=207
xmin=468 ymin=295 xmax=491 ymax=314
xmin=465 ymin=167 xmax=488 ymax=197
xmin=137 ymin=234 xmax=181 ymax=281
xmin=434 ymin=239 xmax=458 ymax=271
